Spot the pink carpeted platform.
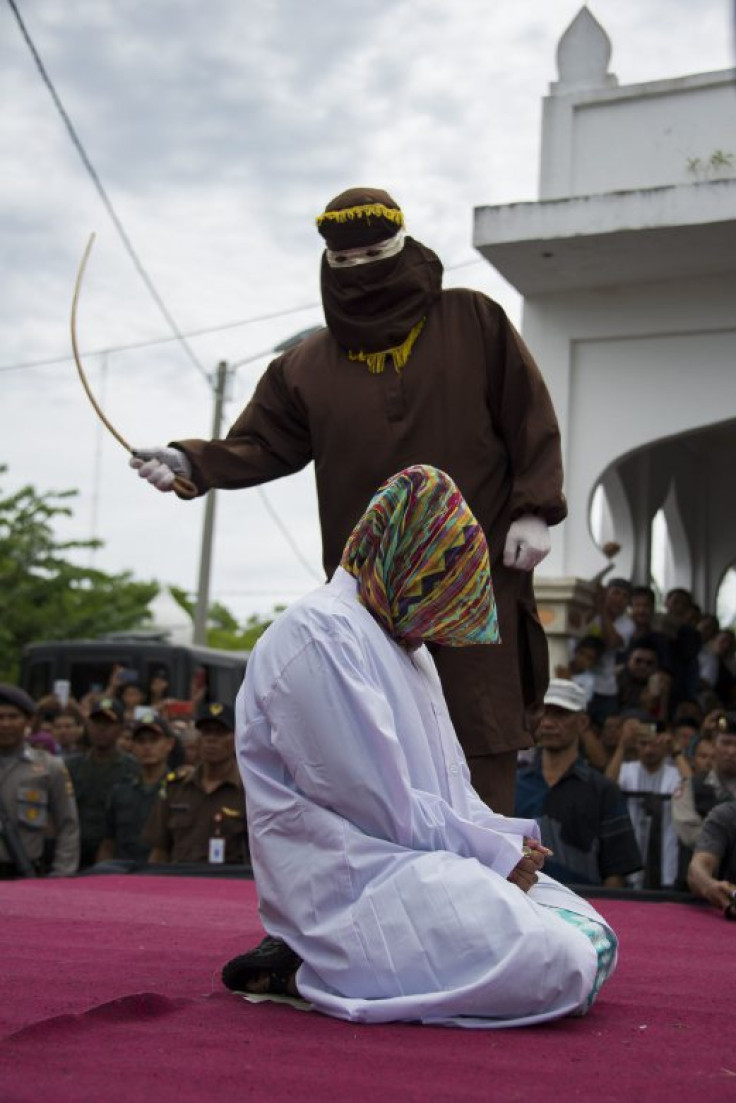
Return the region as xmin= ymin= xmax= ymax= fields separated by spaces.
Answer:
xmin=0 ymin=875 xmax=733 ymax=1102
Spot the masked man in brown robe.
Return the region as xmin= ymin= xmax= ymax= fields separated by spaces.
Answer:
xmin=132 ymin=187 xmax=566 ymax=815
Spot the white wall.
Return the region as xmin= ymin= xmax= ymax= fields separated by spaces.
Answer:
xmin=523 ymin=274 xmax=736 ymax=582
xmin=571 ymin=79 xmax=736 ymax=196
xmin=541 ymin=73 xmax=736 ymax=200
xmin=496 ymin=12 xmax=736 ymax=604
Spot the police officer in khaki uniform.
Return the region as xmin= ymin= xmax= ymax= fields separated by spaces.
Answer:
xmin=144 ymin=701 xmax=248 ymax=865
xmin=0 ymin=684 xmax=80 ymax=878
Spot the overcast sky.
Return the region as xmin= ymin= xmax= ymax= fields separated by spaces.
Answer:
xmin=2 ymin=0 xmax=734 ymax=627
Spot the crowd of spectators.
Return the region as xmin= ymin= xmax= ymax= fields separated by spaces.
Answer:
xmin=561 ymin=579 xmax=735 ymax=723
xmin=2 ymin=587 xmax=735 ymax=921
xmin=0 ymin=666 xmax=249 ymax=881
xmin=529 ymin=577 xmax=736 ymax=905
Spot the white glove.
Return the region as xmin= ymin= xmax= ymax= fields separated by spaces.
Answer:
xmin=503 ymin=514 xmax=550 ymax=571
xmin=129 ymin=447 xmax=192 ymax=493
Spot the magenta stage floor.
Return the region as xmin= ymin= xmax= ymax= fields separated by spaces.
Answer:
xmin=0 ymin=874 xmax=733 ymax=1102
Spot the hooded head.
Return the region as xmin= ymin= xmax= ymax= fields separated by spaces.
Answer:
xmin=340 ymin=465 xmax=499 ymax=650
xmin=316 ymin=187 xmax=443 ymax=370
xmin=316 ymin=187 xmax=405 ymax=252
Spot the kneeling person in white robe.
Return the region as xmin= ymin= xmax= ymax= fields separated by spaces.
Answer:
xmin=228 ymin=465 xmax=617 ymax=1026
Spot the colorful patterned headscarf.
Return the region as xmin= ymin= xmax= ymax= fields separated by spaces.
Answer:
xmin=340 ymin=465 xmax=499 ymax=648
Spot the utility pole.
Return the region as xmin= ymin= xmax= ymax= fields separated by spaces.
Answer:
xmin=193 ymin=360 xmax=229 ymax=645
xmin=189 ymin=326 xmax=323 ymax=647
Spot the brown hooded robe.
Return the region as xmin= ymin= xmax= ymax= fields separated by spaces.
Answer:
xmin=174 ymin=281 xmax=566 ymax=759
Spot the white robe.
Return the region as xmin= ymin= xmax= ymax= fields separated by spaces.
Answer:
xmin=236 ymin=568 xmax=614 ymax=1028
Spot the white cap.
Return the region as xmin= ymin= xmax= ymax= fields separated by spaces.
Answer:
xmin=543 ymin=678 xmax=587 ymax=712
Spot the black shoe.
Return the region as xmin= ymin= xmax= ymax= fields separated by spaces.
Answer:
xmin=221 ymin=935 xmax=303 ymax=994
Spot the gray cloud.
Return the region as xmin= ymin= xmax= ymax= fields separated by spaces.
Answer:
xmin=1 ymin=0 xmax=732 ymax=619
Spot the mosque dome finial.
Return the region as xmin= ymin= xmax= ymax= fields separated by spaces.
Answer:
xmin=554 ymin=6 xmax=617 ymax=91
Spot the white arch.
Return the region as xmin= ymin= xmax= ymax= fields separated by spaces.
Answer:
xmin=716 ymin=565 xmax=736 ymax=627
xmin=540 ymin=319 xmax=736 ymax=584
xmin=659 ymin=481 xmax=693 ymax=594
xmin=588 ymin=469 xmax=634 ymax=581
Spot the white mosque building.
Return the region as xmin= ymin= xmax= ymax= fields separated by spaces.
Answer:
xmin=473 ymin=6 xmax=736 ymax=661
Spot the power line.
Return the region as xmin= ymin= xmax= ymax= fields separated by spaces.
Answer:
xmin=5 ymin=0 xmax=323 ymax=587
xmin=0 ymin=257 xmax=484 ymax=375
xmin=255 ymin=487 xmax=323 ymax=582
xmin=0 ymin=301 xmax=323 ymax=374
xmin=5 ymin=0 xmax=210 ymax=385
xmin=6 ymin=0 xmax=490 ymax=385
xmin=4 ymin=0 xmax=491 ymax=601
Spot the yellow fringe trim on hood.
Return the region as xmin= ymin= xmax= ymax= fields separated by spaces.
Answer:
xmin=316 ymin=203 xmax=405 ymax=229
xmin=348 ymin=318 xmax=425 ymax=374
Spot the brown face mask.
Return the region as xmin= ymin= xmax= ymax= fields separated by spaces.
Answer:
xmin=320 ymin=236 xmax=443 ymax=356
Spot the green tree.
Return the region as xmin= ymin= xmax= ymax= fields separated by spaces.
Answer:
xmin=209 ymin=607 xmax=285 ymax=651
xmin=169 ymin=585 xmax=281 ymax=650
xmin=0 ymin=468 xmax=158 ymax=680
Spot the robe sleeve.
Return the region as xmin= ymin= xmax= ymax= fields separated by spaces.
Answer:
xmin=258 ymin=624 xmax=533 ymax=879
xmin=459 ymin=762 xmax=542 ymax=842
xmin=475 ymin=295 xmax=567 ymax=526
xmin=171 ymin=355 xmax=313 ymax=494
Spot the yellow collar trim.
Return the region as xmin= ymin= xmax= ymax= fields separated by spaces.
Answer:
xmin=316 ymin=203 xmax=405 ymax=229
xmin=348 ymin=318 xmax=425 ymax=374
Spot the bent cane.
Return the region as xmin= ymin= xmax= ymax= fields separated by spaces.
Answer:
xmin=70 ymin=232 xmax=199 ymax=500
